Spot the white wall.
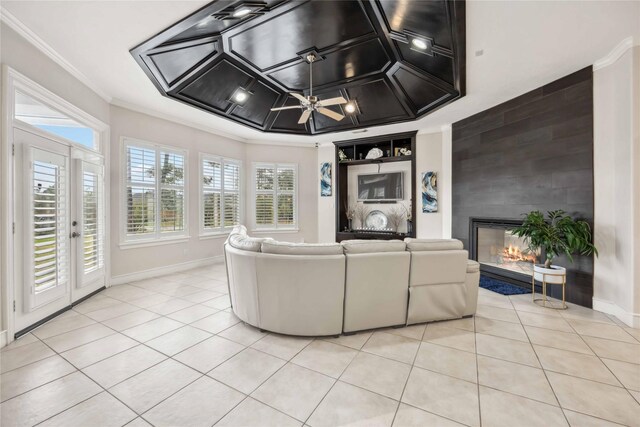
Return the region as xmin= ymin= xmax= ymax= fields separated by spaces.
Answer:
xmin=0 ymin=23 xmax=110 ymax=125
xmin=317 ymin=144 xmax=336 ymax=242
xmin=415 ymin=131 xmax=451 ymax=238
xmin=592 ymin=42 xmax=640 ymax=327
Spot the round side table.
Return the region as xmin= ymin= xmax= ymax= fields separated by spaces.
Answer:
xmin=531 ymin=264 xmax=567 ymax=310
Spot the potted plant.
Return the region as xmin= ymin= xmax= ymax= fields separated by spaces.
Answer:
xmin=511 ymin=210 xmax=597 ymax=284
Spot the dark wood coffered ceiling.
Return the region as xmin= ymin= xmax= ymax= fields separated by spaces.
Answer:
xmin=131 ymin=0 xmax=466 ymax=135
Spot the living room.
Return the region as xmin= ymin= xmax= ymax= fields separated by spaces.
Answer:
xmin=1 ymin=1 xmax=639 ymax=426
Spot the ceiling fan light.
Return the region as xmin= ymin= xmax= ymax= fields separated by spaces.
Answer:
xmin=345 ymin=103 xmax=356 ymax=113
xmin=411 ymin=38 xmax=428 ymax=50
xmin=233 ymin=7 xmax=252 ymax=18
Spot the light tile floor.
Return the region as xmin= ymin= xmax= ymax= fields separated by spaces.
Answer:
xmin=2 ymin=263 xmax=640 ymax=427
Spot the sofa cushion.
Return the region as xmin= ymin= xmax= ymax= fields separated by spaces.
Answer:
xmin=228 ymin=234 xmax=273 ymax=252
xmin=261 ymin=241 xmax=344 ymax=255
xmin=467 ymin=260 xmax=480 ymax=273
xmin=342 ymin=239 xmax=406 ymax=254
xmin=404 ymin=238 xmax=464 ymax=251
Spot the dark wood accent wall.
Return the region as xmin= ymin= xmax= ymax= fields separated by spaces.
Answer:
xmin=452 ymin=67 xmax=594 ymax=307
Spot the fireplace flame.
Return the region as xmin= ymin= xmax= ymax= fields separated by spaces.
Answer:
xmin=502 ymin=244 xmax=536 ymax=263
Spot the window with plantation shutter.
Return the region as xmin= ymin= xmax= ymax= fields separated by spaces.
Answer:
xmin=123 ymin=139 xmax=187 ymax=242
xmin=253 ymin=163 xmax=297 ymax=229
xmin=201 ymin=155 xmax=241 ymax=234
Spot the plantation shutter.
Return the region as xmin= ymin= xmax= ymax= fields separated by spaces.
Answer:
xmin=223 ymin=162 xmax=240 ymax=227
xmin=125 ymin=145 xmax=156 ymax=236
xmin=202 ymin=158 xmax=222 ymax=230
xmin=277 ymin=166 xmax=296 ymax=226
xmin=78 ymin=160 xmax=105 ymax=287
xmin=160 ymin=151 xmax=185 ymax=233
xmin=28 ymin=147 xmax=70 ymax=308
xmin=255 ymin=165 xmax=275 ymax=227
xmin=201 ymin=156 xmax=242 ymax=233
xmin=254 ymin=163 xmax=297 ymax=229
xmin=124 ymin=141 xmax=187 ymax=241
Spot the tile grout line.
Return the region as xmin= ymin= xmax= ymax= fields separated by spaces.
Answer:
xmin=565 ymin=319 xmax=640 ymax=405
xmin=6 ymin=274 xmax=640 ymax=426
xmin=388 ymin=323 xmax=425 ymax=427
xmin=299 ymin=332 xmax=380 ymax=425
xmin=27 ymin=334 xmax=141 ymax=427
xmin=473 ymin=314 xmax=483 ymax=427
xmin=514 ymin=301 xmax=571 ymax=426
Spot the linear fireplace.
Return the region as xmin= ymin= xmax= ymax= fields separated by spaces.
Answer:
xmin=469 ymin=218 xmax=541 ymax=287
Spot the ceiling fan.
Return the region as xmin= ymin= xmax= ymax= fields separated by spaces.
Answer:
xmin=271 ymin=53 xmax=349 ymax=124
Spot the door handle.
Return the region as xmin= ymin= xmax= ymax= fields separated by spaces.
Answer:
xmin=71 ymin=231 xmax=81 ymax=238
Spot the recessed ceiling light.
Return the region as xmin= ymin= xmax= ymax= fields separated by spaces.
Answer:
xmin=233 ymin=7 xmax=252 ymax=18
xmin=229 ymin=88 xmax=251 ymax=106
xmin=344 ymin=103 xmax=356 ymax=114
xmin=411 ymin=38 xmax=428 ymax=50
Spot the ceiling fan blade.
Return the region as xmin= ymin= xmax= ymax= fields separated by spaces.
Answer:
xmin=298 ymin=109 xmax=312 ymax=124
xmin=317 ymin=107 xmax=345 ymax=122
xmin=290 ymin=93 xmax=308 ymax=103
xmin=318 ymin=96 xmax=347 ymax=107
xmin=270 ymin=105 xmax=302 ymax=111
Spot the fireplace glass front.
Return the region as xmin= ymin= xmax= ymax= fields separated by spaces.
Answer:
xmin=476 ymin=228 xmax=538 ymax=278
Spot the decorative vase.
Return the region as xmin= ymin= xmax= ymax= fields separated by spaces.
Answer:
xmin=533 ymin=264 xmax=566 ymax=284
xmin=406 ymin=220 xmax=413 ymax=235
xmin=348 ymin=219 xmax=353 ymax=231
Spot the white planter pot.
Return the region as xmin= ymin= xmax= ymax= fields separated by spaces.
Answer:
xmin=533 ymin=264 xmax=566 ymax=284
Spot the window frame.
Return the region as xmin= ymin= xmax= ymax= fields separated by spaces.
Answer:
xmin=120 ymin=137 xmax=189 ymax=245
xmin=198 ymin=153 xmax=243 ymax=237
xmin=252 ymin=162 xmax=298 ymax=231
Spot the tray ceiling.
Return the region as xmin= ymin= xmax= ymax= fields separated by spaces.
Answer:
xmin=131 ymin=0 xmax=466 ymax=135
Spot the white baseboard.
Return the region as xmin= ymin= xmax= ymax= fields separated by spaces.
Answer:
xmin=110 ymin=256 xmax=224 ymax=286
xmin=0 ymin=330 xmax=7 ymax=348
xmin=592 ymin=297 xmax=640 ymax=328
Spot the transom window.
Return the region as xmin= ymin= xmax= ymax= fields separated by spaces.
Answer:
xmin=200 ymin=155 xmax=242 ymax=234
xmin=253 ymin=163 xmax=297 ymax=229
xmin=15 ymin=91 xmax=98 ymax=150
xmin=123 ymin=139 xmax=187 ymax=242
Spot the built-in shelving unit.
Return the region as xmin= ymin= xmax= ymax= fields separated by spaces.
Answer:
xmin=333 ymin=131 xmax=417 ymax=242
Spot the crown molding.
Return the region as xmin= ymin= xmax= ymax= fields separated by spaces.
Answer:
xmin=110 ymin=98 xmax=251 ymax=144
xmin=593 ymin=37 xmax=637 ymax=71
xmin=0 ymin=7 xmax=112 ymax=102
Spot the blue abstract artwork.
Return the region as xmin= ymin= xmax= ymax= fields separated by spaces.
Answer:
xmin=422 ymin=171 xmax=437 ymax=213
xmin=320 ymin=162 xmax=332 ymax=197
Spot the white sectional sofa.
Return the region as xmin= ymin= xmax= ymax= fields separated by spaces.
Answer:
xmin=224 ymin=226 xmax=479 ymax=337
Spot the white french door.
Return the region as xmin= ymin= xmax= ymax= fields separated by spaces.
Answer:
xmin=14 ymin=128 xmax=106 ymax=332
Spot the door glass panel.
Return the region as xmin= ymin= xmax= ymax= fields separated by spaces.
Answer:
xmin=82 ymin=171 xmax=101 ymax=274
xmin=30 ymin=148 xmax=69 ymax=307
